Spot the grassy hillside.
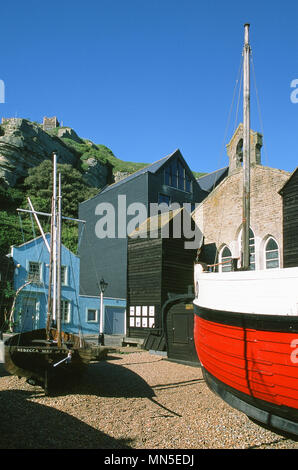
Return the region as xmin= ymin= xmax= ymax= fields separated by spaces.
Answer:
xmin=1 ymin=123 xmax=207 ymax=256
xmin=46 ymin=127 xmax=206 ymax=178
xmin=46 ymin=127 xmax=148 ymax=174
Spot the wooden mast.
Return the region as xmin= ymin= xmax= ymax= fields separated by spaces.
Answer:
xmin=52 ymin=152 xmax=58 ymax=331
xmin=57 ymin=172 xmax=62 ymax=347
xmin=46 ymin=196 xmax=54 ymax=340
xmin=242 ymin=23 xmax=251 ymax=269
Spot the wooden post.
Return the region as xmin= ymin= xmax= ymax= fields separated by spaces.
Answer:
xmin=242 ymin=23 xmax=251 ymax=269
xmin=57 ymin=172 xmax=62 ymax=347
xmin=46 ymin=197 xmax=54 ymax=340
xmin=52 ymin=153 xmax=58 ymax=324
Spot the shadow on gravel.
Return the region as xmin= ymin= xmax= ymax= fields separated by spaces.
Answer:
xmin=48 ymin=361 xmax=156 ymax=399
xmin=0 ymin=389 xmax=132 ymax=449
xmin=29 ymin=360 xmax=182 ymax=419
xmin=247 ymin=417 xmax=298 ymax=444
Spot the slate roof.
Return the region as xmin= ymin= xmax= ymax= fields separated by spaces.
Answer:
xmin=196 ymin=166 xmax=229 ymax=193
xmin=97 ymin=149 xmax=179 ymax=196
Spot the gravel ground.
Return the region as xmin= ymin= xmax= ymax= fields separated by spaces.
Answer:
xmin=0 ymin=349 xmax=297 ymax=449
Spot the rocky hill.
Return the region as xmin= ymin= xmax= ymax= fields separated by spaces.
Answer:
xmin=0 ymin=117 xmax=148 ymax=189
xmin=0 ymin=116 xmax=206 ymax=258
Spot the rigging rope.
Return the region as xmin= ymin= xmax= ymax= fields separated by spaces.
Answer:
xmin=67 ymin=245 xmax=84 ymax=342
xmin=77 ymin=222 xmax=85 ymax=256
xmin=211 ymin=52 xmax=244 ymax=266
xmin=251 ymin=52 xmax=269 ymax=166
xmin=234 ymin=60 xmax=243 ymax=133
xmin=18 ymin=212 xmax=25 ymax=244
xmin=251 ymin=51 xmax=283 ymax=258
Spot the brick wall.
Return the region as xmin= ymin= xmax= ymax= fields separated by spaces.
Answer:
xmin=193 ymin=164 xmax=290 ymax=269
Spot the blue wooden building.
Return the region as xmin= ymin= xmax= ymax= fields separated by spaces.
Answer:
xmin=9 ymin=234 xmax=126 ymax=335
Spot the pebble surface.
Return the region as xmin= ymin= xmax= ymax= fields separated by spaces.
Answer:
xmin=0 ymin=349 xmax=297 ymax=449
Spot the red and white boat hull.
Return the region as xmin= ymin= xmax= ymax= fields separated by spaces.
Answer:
xmin=194 ymin=265 xmax=298 ymax=436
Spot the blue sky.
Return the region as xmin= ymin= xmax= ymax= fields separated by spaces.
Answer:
xmin=1 ymin=0 xmax=298 ymax=174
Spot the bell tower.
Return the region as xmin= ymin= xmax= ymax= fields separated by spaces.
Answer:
xmin=227 ymin=123 xmax=263 ymax=174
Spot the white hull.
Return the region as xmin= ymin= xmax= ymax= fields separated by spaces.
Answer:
xmin=194 ymin=264 xmax=298 ymax=316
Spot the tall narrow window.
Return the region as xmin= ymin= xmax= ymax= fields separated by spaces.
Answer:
xmin=265 ymin=237 xmax=280 ymax=269
xmin=171 ymin=160 xmax=178 ymax=188
xmin=164 ymin=159 xmax=192 ymax=193
xmin=239 ymin=227 xmax=256 ymax=270
xmin=249 ymin=228 xmax=255 ymax=270
xmin=165 ymin=166 xmax=171 ymax=186
xmin=61 ymin=265 xmax=67 ymax=286
xmin=177 ymin=161 xmax=185 ymax=190
xmin=220 ymin=246 xmax=232 ymax=272
xmin=61 ymin=300 xmax=70 ymax=323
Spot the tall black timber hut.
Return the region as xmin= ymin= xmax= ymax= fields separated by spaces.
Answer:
xmin=279 ymin=167 xmax=298 ymax=267
xmin=78 ymin=149 xmax=205 ymax=301
xmin=126 ymin=208 xmax=201 ymax=364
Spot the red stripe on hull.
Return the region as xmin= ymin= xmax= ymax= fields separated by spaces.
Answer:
xmin=194 ymin=315 xmax=298 ymax=410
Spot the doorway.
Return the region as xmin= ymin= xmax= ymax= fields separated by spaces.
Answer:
xmin=21 ymin=297 xmax=36 ymax=331
xmin=166 ymin=301 xmax=199 ymax=366
xmin=104 ymin=307 xmax=125 ymax=335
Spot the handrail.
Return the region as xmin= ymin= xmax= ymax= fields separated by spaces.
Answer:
xmin=207 ymin=258 xmax=239 ymax=268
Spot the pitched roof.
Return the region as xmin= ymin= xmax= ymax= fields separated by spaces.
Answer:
xmin=10 ymin=233 xmax=78 ymax=257
xmin=128 ymin=207 xmax=183 ymax=237
xmin=95 ymin=149 xmax=180 ymax=196
xmin=196 ymin=167 xmax=229 ymax=193
xmin=278 ymin=166 xmax=298 ymax=194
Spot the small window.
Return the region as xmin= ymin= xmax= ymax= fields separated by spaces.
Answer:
xmin=61 ymin=300 xmax=70 ymax=323
xmin=185 ymin=177 xmax=192 ymax=193
xmin=28 ymin=261 xmax=41 ymax=282
xmin=61 ymin=266 xmax=67 ymax=286
xmin=220 ymin=246 xmax=232 ymax=272
xmin=87 ymin=309 xmax=97 ymax=322
xmin=265 ymin=237 xmax=280 ymax=269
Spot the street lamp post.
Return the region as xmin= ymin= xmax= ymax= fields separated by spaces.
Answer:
xmin=98 ymin=277 xmax=108 ymax=345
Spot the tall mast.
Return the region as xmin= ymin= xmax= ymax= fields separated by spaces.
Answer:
xmin=242 ymin=23 xmax=251 ymax=269
xmin=52 ymin=153 xmax=58 ymax=324
xmin=46 ymin=196 xmax=54 ymax=340
xmin=57 ymin=172 xmax=62 ymax=347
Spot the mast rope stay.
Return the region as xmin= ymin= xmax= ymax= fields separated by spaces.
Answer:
xmin=210 ymin=51 xmax=244 ymax=267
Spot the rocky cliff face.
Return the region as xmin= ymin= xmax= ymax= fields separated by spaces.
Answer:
xmin=82 ymin=156 xmax=112 ymax=188
xmin=0 ymin=119 xmax=78 ymax=186
xmin=0 ymin=118 xmax=112 ymax=188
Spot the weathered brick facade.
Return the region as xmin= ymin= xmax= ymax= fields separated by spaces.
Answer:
xmin=193 ymin=164 xmax=290 ymax=269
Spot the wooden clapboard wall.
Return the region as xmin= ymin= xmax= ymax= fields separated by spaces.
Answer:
xmin=127 ymin=225 xmax=196 ymax=339
xmin=280 ymin=168 xmax=298 ymax=268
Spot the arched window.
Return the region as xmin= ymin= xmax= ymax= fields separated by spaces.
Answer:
xmin=238 ymin=227 xmax=255 ymax=270
xmin=249 ymin=228 xmax=255 ymax=270
xmin=220 ymin=246 xmax=232 ymax=272
xmin=265 ymin=237 xmax=280 ymax=269
xmin=236 ymin=139 xmax=243 ymax=166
